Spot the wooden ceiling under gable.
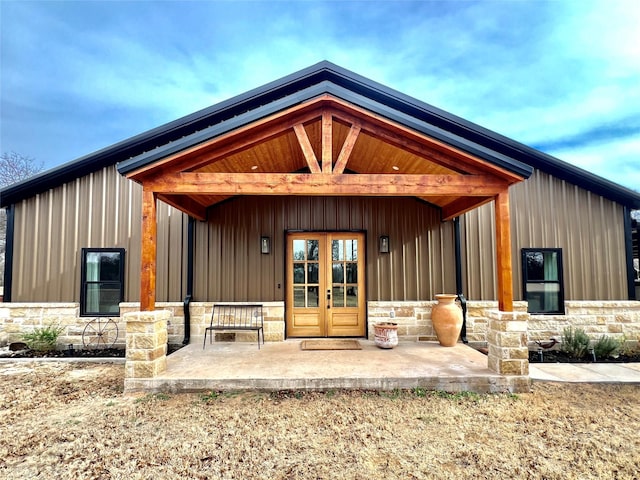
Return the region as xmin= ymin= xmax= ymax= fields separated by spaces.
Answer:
xmin=127 ymin=95 xmax=524 ymax=222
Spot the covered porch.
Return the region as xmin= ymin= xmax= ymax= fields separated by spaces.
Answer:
xmin=117 ymin=64 xmax=534 ymax=393
xmin=125 ymin=339 xmax=529 ymax=394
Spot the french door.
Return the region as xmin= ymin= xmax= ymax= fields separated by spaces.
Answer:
xmin=286 ymin=232 xmax=365 ymax=337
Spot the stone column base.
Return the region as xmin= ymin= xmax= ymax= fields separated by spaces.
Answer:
xmin=487 ymin=309 xmax=530 ymax=376
xmin=124 ymin=310 xmax=170 ymax=379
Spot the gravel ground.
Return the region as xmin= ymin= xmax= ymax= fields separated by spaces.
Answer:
xmin=0 ymin=361 xmax=638 ymax=479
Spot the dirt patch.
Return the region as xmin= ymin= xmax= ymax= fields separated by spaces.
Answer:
xmin=0 ymin=362 xmax=638 ymax=479
xmin=0 ymin=344 xmax=184 ymax=359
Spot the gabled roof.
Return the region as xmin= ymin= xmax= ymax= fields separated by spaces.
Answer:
xmin=2 ymin=61 xmax=639 ymax=209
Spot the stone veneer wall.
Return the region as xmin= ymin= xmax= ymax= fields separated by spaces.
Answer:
xmin=367 ymin=301 xmax=437 ymax=342
xmin=1 ymin=300 xmax=639 ymax=350
xmin=0 ymin=303 xmax=125 ymax=348
xmin=0 ymin=301 xmax=285 ymax=348
xmin=528 ymin=301 xmax=640 ymax=347
xmin=368 ymin=300 xmax=640 ymax=349
xmin=120 ymin=301 xmax=286 ymax=344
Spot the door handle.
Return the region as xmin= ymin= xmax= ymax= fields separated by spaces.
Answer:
xmin=327 ymin=289 xmax=331 ymax=308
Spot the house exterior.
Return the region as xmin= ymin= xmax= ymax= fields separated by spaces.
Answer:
xmin=1 ymin=62 xmax=639 ymax=383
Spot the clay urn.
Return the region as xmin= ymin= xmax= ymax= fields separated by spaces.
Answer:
xmin=431 ymin=294 xmax=463 ymax=347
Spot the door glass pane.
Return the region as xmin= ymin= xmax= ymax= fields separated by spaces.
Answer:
xmin=332 ymin=240 xmax=344 ymax=261
xmin=307 ymin=240 xmax=319 ymax=260
xmin=293 ymin=240 xmax=306 ymax=260
xmin=346 ymin=263 xmax=358 ymax=283
xmin=346 ymin=286 xmax=358 ymax=307
xmin=332 ymin=263 xmax=344 ymax=283
xmin=333 ymin=286 xmax=344 ymax=307
xmin=307 ymin=263 xmax=319 ymax=284
xmin=345 ymin=240 xmax=357 ymax=261
xmin=307 ymin=286 xmax=319 ymax=307
xmin=293 ymin=286 xmax=305 ymax=307
xmin=293 ymin=264 xmax=305 ymax=284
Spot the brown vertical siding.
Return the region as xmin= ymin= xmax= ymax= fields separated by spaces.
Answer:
xmin=462 ymin=169 xmax=628 ymax=300
xmin=10 ymin=166 xmax=186 ymax=303
xmin=194 ymin=196 xmax=456 ymax=302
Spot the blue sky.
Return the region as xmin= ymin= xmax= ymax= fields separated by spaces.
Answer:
xmin=1 ymin=0 xmax=639 ymax=191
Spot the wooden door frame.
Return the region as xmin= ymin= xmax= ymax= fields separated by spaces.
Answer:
xmin=284 ymin=229 xmax=368 ymax=339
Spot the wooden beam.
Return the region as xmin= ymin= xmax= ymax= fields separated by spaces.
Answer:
xmin=494 ymin=189 xmax=513 ymax=312
xmin=322 ymin=111 xmax=332 ymax=173
xmin=140 ymin=188 xmax=157 ymax=311
xmin=145 ymin=172 xmax=510 ymax=196
xmin=333 ymin=123 xmax=361 ymax=175
xmin=330 ymin=100 xmax=525 ymax=182
xmin=157 ymin=194 xmax=208 ymax=221
xmin=128 ymin=107 xmax=324 ymax=178
xmin=441 ymin=196 xmax=494 ymax=221
xmin=293 ymin=123 xmax=321 ymax=173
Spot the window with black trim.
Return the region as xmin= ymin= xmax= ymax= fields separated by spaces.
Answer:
xmin=80 ymin=248 xmax=125 ymax=316
xmin=522 ymin=248 xmax=564 ymax=314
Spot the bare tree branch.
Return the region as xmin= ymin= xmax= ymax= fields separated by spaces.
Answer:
xmin=0 ymin=151 xmax=44 ymax=188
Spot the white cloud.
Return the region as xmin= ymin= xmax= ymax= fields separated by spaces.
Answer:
xmin=1 ymin=0 xmax=638 ymax=191
xmin=550 ymin=136 xmax=640 ymax=192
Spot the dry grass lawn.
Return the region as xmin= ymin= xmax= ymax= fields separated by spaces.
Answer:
xmin=0 ymin=361 xmax=638 ymax=479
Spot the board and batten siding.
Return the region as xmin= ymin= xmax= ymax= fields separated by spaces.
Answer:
xmin=462 ymin=169 xmax=628 ymax=301
xmin=10 ymin=165 xmax=188 ymax=303
xmin=194 ymin=196 xmax=456 ymax=302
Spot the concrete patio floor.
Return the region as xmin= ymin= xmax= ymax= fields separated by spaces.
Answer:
xmin=124 ymin=339 xmax=531 ymax=394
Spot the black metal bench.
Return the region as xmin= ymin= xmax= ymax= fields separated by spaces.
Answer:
xmin=203 ymin=303 xmax=264 ymax=350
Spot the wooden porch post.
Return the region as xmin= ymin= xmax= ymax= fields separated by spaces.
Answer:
xmin=495 ymin=189 xmax=513 ymax=311
xmin=140 ymin=187 xmax=157 ymax=311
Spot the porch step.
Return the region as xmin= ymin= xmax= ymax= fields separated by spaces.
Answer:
xmin=124 ymin=340 xmax=530 ymax=394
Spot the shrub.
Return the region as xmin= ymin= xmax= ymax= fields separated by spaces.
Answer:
xmin=592 ymin=335 xmax=621 ymax=359
xmin=22 ymin=324 xmax=65 ymax=352
xmin=561 ymin=327 xmax=590 ymax=359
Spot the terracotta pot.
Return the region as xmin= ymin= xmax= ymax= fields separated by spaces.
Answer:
xmin=374 ymin=322 xmax=398 ymax=349
xmin=431 ymin=294 xmax=463 ymax=347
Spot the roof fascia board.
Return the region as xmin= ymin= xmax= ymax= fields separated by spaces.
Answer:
xmin=3 ymin=60 xmax=640 ymax=209
xmin=315 ymin=63 xmax=640 ymax=208
xmin=118 ymin=81 xmax=533 ymax=180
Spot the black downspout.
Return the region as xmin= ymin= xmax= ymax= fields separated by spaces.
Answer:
xmin=453 ymin=216 xmax=468 ymax=343
xmin=182 ymin=216 xmax=195 ymax=345
xmin=623 ymin=206 xmax=636 ymax=300
xmin=3 ymin=205 xmax=15 ymax=302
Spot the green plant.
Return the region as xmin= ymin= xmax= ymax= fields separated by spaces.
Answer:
xmin=22 ymin=324 xmax=65 ymax=352
xmin=134 ymin=392 xmax=171 ymax=404
xmin=618 ymin=335 xmax=640 ymax=356
xmin=433 ymin=390 xmax=481 ymax=402
xmin=561 ymin=327 xmax=591 ymax=359
xmin=381 ymin=388 xmax=403 ymax=400
xmin=200 ymin=391 xmax=220 ymax=402
xmin=413 ymin=387 xmax=428 ymax=398
xmin=592 ymin=335 xmax=621 ymax=359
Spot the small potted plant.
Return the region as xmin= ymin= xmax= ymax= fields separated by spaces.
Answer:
xmin=374 ymin=322 xmax=398 ymax=349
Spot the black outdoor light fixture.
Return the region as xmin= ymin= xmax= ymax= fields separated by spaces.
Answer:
xmin=260 ymin=236 xmax=271 ymax=254
xmin=379 ymin=235 xmax=390 ymax=253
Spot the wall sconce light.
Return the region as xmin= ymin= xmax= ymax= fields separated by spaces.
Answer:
xmin=379 ymin=235 xmax=390 ymax=254
xmin=260 ymin=236 xmax=271 ymax=254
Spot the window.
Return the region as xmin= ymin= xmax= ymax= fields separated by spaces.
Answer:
xmin=522 ymin=248 xmax=564 ymax=314
xmin=80 ymin=248 xmax=125 ymax=316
